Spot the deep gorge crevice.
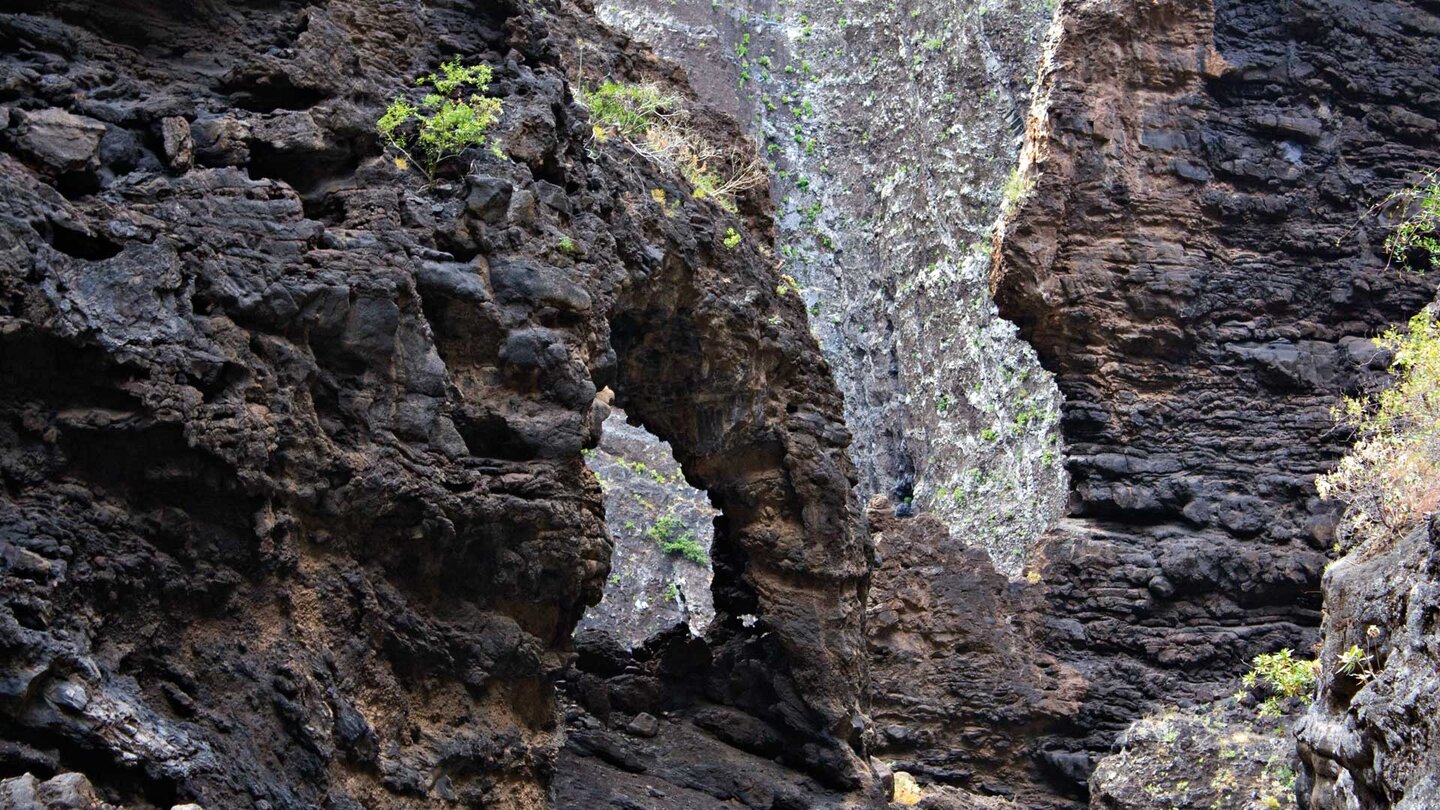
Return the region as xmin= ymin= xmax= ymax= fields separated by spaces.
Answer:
xmin=2 ymin=0 xmax=1439 ymax=808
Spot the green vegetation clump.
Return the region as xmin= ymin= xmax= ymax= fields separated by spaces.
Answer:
xmin=1376 ymin=168 xmax=1440 ymax=273
xmin=580 ymin=81 xmax=681 ymax=139
xmin=1238 ymin=648 xmax=1317 ymax=718
xmin=1336 ymin=644 xmax=1375 ymax=682
xmin=377 ymin=56 xmax=503 ymax=181
xmin=1001 ymin=164 xmax=1034 ymax=211
xmin=646 ymin=514 xmax=708 ymax=564
xmin=1317 ymin=310 xmax=1440 ymax=551
xmin=579 ymin=80 xmax=764 ymax=212
xmin=723 ymin=227 xmax=742 ymax=250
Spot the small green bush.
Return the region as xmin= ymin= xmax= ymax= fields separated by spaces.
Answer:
xmin=1239 ymin=648 xmax=1317 ymax=718
xmin=1377 ymin=168 xmax=1440 ymax=273
xmin=1317 ymin=310 xmax=1440 ymax=551
xmin=580 ymin=81 xmax=680 ymax=139
xmin=647 ymin=514 xmax=708 ymax=564
xmin=723 ymin=227 xmax=742 ymax=250
xmin=377 ymin=56 xmax=502 ymax=181
xmin=1336 ymin=644 xmax=1374 ymax=682
xmin=580 ymin=79 xmax=763 ymax=212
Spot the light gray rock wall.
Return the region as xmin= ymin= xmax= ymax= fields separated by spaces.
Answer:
xmin=595 ymin=0 xmax=1067 ymax=573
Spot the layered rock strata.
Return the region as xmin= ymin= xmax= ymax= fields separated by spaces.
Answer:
xmin=992 ymin=0 xmax=1440 ymax=796
xmin=0 ymin=0 xmax=870 ymax=804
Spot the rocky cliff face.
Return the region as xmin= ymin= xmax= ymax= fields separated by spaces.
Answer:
xmin=594 ymin=0 xmax=1068 ymax=573
xmin=865 ymin=498 xmax=1084 ymax=808
xmin=0 ymin=0 xmax=873 ymax=805
xmin=574 ymin=409 xmax=716 ymax=649
xmin=3 ymin=0 xmax=1439 ymax=807
xmin=989 ymin=0 xmax=1440 ymax=795
xmin=1297 ymin=516 xmax=1440 ymax=809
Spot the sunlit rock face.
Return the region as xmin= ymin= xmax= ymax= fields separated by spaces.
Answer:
xmin=595 ymin=0 xmax=1068 ymax=574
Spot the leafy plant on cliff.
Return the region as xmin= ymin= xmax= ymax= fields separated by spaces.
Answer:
xmin=646 ymin=514 xmax=708 ymax=564
xmin=1316 ymin=310 xmax=1440 ymax=551
xmin=1238 ymin=648 xmax=1318 ymax=718
xmin=377 ymin=57 xmax=503 ymax=181
xmin=1377 ymin=168 xmax=1440 ymax=273
xmin=580 ymin=80 xmax=764 ymax=212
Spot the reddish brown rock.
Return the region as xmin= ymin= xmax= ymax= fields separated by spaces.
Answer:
xmin=865 ymin=498 xmax=1084 ymax=807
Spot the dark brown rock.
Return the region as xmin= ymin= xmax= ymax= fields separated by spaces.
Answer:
xmin=989 ymin=0 xmax=1440 ymax=797
xmin=0 ymin=0 xmax=869 ymax=806
xmin=865 ymin=497 xmax=1083 ymax=807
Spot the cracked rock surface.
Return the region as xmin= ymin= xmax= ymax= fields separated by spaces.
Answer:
xmin=0 ymin=0 xmax=870 ymax=805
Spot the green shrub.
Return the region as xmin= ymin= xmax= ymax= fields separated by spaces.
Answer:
xmin=1336 ymin=644 xmax=1374 ymax=682
xmin=377 ymin=57 xmax=502 ymax=181
xmin=580 ymin=81 xmax=681 ymax=139
xmin=1317 ymin=310 xmax=1440 ymax=551
xmin=1001 ymin=164 xmax=1033 ymax=211
xmin=1378 ymin=169 xmax=1440 ymax=273
xmin=646 ymin=514 xmax=708 ymax=564
xmin=1239 ymin=648 xmax=1317 ymax=718
xmin=580 ymin=79 xmax=763 ymax=211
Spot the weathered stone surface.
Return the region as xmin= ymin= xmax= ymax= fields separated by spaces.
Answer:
xmin=989 ymin=0 xmax=1440 ymax=798
xmin=0 ymin=0 xmax=869 ymax=805
xmin=0 ymin=771 xmax=120 ymax=810
xmin=159 ymin=116 xmax=193 ymax=173
xmin=865 ymin=497 xmax=1083 ymax=807
xmin=7 ymin=108 xmax=106 ymax=179
xmin=1297 ymin=517 xmax=1440 ymax=809
xmin=1090 ymin=701 xmax=1300 ymax=810
xmin=555 ymin=695 xmax=863 ymax=810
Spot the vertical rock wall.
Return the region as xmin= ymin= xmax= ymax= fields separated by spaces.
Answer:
xmin=596 ymin=0 xmax=1067 ymax=572
xmin=1297 ymin=516 xmax=1440 ymax=808
xmin=992 ymin=0 xmax=1440 ymax=795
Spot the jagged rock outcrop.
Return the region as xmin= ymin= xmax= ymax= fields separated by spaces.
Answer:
xmin=1297 ymin=516 xmax=1440 ymax=809
xmin=0 ymin=0 xmax=872 ymax=805
xmin=0 ymin=771 xmax=122 ymax=810
xmin=989 ymin=0 xmax=1440 ymax=796
xmin=553 ymin=630 xmax=864 ymax=809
